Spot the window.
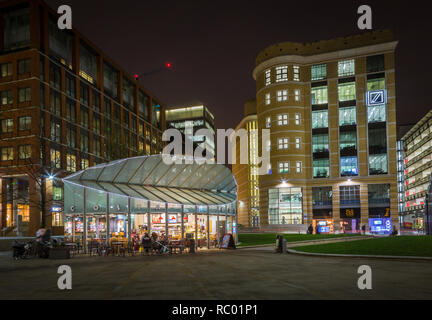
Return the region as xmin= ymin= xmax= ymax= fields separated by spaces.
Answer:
xmin=293 ymin=66 xmax=300 ymax=81
xmin=49 ymin=17 xmax=73 ymax=66
xmin=312 ymin=110 xmax=328 ymax=129
xmin=294 ymin=89 xmax=300 ymax=102
xmin=276 ymin=66 xmax=288 ymax=82
xmin=53 ymin=186 xmax=63 ymax=201
xmin=92 ymin=90 xmax=100 ymax=112
xmin=1 ymin=147 xmax=13 ymax=161
xmin=66 ymin=99 xmax=76 ymax=121
xmin=3 ymin=7 xmax=30 ymax=51
xmin=66 ymin=154 xmax=77 ymax=172
xmin=93 ymin=137 xmax=101 ymax=156
xmin=312 ymin=134 xmax=328 ymax=153
xmin=103 ymin=62 xmax=118 ymax=99
xmin=138 ymin=90 xmax=149 ymax=120
xmin=93 ymin=116 xmax=101 ymax=135
xmin=66 ymin=126 xmax=76 ymax=148
xmin=368 ymin=104 xmax=386 ymax=123
xmin=18 ymin=88 xmax=31 ymax=103
xmin=18 ymin=59 xmax=30 ymax=75
xmin=1 ymin=119 xmax=13 ymax=133
xmin=369 ymin=127 xmax=387 ymax=155
xmin=40 ymin=85 xmax=45 ymax=107
xmin=367 ymin=78 xmax=385 ymax=91
xmin=18 ymin=145 xmax=31 ymax=159
xmin=65 ymin=74 xmax=76 ymax=97
xmin=340 ymin=185 xmax=360 ymax=204
xmin=311 ymin=86 xmax=328 ymax=104
xmin=80 ymin=83 xmax=89 ymax=106
xmin=338 ymin=59 xmax=355 ymax=77
xmin=296 ymin=161 xmax=302 ymax=173
xmin=265 ymin=69 xmax=271 ymax=86
xmin=1 ymin=63 xmax=12 ymax=78
xmin=81 ymin=158 xmax=89 ymax=170
xmin=338 ymin=82 xmax=356 ymax=101
xmin=80 ymin=132 xmax=89 ymax=152
xmin=313 ymin=159 xmax=330 ymax=178
xmin=266 ymin=117 xmax=271 ymax=128
xmin=50 ymin=120 xmax=61 ymax=143
xmin=1 ymin=90 xmax=13 ymax=105
xmin=340 ymin=156 xmax=358 ymax=176
xmin=122 ymin=77 xmax=134 ymax=109
xmin=80 ymin=107 xmax=89 ymax=128
xmin=369 ymin=154 xmax=388 ymax=175
xmin=311 ymin=64 xmax=327 ymax=81
xmin=18 ymin=116 xmax=31 ymax=131
xmin=368 ymin=184 xmax=390 ymax=204
xmin=277 ymin=114 xmax=288 ymax=126
xmin=278 ymin=138 xmax=289 ymax=150
xmin=295 ymin=137 xmax=301 ymax=149
xmin=50 ymin=149 xmax=61 ymax=168
xmin=279 ymin=162 xmax=289 ymax=173
xmin=339 ymin=107 xmax=356 ymax=126
xmin=265 ymin=93 xmax=271 ymax=105
xmin=79 ymin=43 xmax=98 ymax=84
xmin=367 ymin=54 xmax=385 ymax=73
xmin=277 ymin=90 xmax=288 ymax=102
xmin=49 ymin=90 xmax=61 ymax=116
xmin=294 ymin=113 xmax=301 ymax=125
xmin=49 ymin=64 xmax=61 ymax=90
xmin=340 ymin=131 xmax=357 ymax=153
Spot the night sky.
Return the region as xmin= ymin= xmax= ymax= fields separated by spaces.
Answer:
xmin=44 ymin=0 xmax=432 ymax=130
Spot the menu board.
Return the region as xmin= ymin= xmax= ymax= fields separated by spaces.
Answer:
xmin=220 ymin=234 xmax=235 ymax=249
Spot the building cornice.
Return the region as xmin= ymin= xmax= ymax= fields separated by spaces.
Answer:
xmin=253 ymin=41 xmax=399 ymax=80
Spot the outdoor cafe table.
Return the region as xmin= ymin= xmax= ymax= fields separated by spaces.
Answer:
xmin=111 ymin=241 xmax=125 ymax=256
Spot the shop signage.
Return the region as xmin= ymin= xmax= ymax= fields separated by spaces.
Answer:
xmin=52 ymin=206 xmax=62 ymax=212
xmin=366 ymin=89 xmax=387 ymax=106
xmin=220 ymin=234 xmax=235 ymax=249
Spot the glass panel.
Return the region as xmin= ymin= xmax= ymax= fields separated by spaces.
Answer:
xmin=64 ymin=182 xmax=84 ymax=214
xmin=170 ymin=189 xmax=205 ymax=205
xmin=155 ymin=187 xmax=192 ymax=204
xmin=339 ymin=107 xmax=356 ymax=126
xmin=128 ymin=156 xmax=159 ymax=184
xmin=338 ymin=82 xmax=356 ymax=101
xmin=184 ymin=189 xmax=218 ymax=204
xmin=311 ymin=86 xmax=328 ymax=104
xmin=312 ymin=110 xmax=328 ymax=129
xmin=340 ymin=156 xmax=358 ymax=176
xmin=142 ymin=161 xmax=170 ymax=186
xmin=368 ymin=105 xmax=386 ymax=123
xmin=313 ymin=159 xmax=330 ymax=178
xmin=157 ymin=164 xmax=187 ymax=186
xmin=182 ymin=164 xmax=212 ymax=189
xmin=145 ymin=186 xmax=178 ymax=203
xmin=114 ymin=157 xmax=146 ymax=183
xmin=132 ymin=185 xmax=166 ymax=202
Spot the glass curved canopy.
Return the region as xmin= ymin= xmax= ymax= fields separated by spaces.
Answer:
xmin=63 ymin=155 xmax=237 ymax=206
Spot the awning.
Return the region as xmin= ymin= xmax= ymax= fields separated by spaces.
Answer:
xmin=63 ymin=155 xmax=237 ymax=206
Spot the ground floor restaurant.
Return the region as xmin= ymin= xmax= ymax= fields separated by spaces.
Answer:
xmin=63 ymin=155 xmax=238 ymax=252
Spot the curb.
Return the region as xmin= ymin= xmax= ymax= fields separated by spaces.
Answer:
xmin=237 ymin=236 xmax=373 ymax=249
xmin=287 ymin=249 xmax=432 ymax=261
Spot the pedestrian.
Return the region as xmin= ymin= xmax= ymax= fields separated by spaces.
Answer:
xmin=307 ymin=224 xmax=313 ymax=235
xmin=141 ymin=233 xmax=152 ymax=255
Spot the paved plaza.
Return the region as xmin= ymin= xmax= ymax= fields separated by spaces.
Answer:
xmin=1 ymin=246 xmax=431 ymax=300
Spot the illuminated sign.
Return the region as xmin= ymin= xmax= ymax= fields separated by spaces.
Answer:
xmin=52 ymin=207 xmax=62 ymax=212
xmin=367 ymin=90 xmax=387 ymax=106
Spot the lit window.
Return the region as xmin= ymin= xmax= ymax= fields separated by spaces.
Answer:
xmin=338 ymin=82 xmax=356 ymax=101
xmin=266 ymin=117 xmax=271 ymax=128
xmin=279 ymin=162 xmax=289 ymax=173
xmin=66 ymin=154 xmax=77 ymax=172
xmin=311 ymin=64 xmax=327 ymax=81
xmin=339 ymin=107 xmax=356 ymax=126
xmin=295 ymin=113 xmax=301 ymax=125
xmin=293 ymin=66 xmax=300 ymax=81
xmin=276 ymin=66 xmax=288 ymax=82
xmin=19 ymin=116 xmax=31 ymax=131
xmin=18 ymin=87 xmax=31 ymax=103
xmin=53 ymin=186 xmax=63 ymax=201
xmin=81 ymin=158 xmax=89 ymax=170
xmin=50 ymin=149 xmax=61 ymax=168
xmin=340 ymin=156 xmax=358 ymax=176
xmin=278 ymin=138 xmax=289 ymax=150
xmin=277 ymin=114 xmax=288 ymax=126
xmin=295 ymin=137 xmax=301 ymax=149
xmin=368 ymin=104 xmax=386 ymax=123
xmin=277 ymin=90 xmax=288 ymax=102
xmin=265 ymin=93 xmax=270 ymax=105
xmin=338 ymin=59 xmax=355 ymax=77
xmin=311 ymin=86 xmax=328 ymax=104
xmin=296 ymin=161 xmax=302 ymax=173
xmin=294 ymin=89 xmax=300 ymax=102
xmin=367 ymin=78 xmax=385 ymax=91
xmin=18 ymin=145 xmax=31 ymax=159
xmin=312 ymin=110 xmax=328 ymax=129
xmin=0 ymin=63 xmax=12 ymax=78
xmin=265 ymin=69 xmax=271 ymax=86
xmin=1 ymin=119 xmax=13 ymax=133
xmin=1 ymin=90 xmax=13 ymax=105
xmin=1 ymin=147 xmax=13 ymax=161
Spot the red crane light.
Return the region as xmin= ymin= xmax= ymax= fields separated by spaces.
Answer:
xmin=134 ymin=74 xmax=139 ymax=80
xmin=165 ymin=62 xmax=172 ymax=69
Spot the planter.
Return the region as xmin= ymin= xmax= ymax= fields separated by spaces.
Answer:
xmin=49 ymin=247 xmax=71 ymax=259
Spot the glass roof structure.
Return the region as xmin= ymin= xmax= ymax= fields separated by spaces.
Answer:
xmin=63 ymin=155 xmax=237 ymax=207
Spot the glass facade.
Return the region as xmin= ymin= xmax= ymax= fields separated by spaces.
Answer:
xmin=268 ymin=188 xmax=302 ymax=225
xmin=311 ymin=86 xmax=328 ymax=105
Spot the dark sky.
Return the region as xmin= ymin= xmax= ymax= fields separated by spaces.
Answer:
xmin=45 ymin=0 xmax=431 ymax=130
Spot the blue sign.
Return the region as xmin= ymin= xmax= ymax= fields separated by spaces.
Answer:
xmin=367 ymin=90 xmax=387 ymax=106
xmin=369 ymin=218 xmax=391 ymax=233
xmin=318 ymin=226 xmax=330 ymax=233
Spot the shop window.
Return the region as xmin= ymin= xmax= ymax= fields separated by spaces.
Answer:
xmin=338 ymin=59 xmax=355 ymax=77
xmin=311 ymin=86 xmax=328 ymax=104
xmin=312 ymin=110 xmax=328 ymax=129
xmin=311 ymin=64 xmax=327 ymax=81
xmin=268 ymin=188 xmax=303 ymax=225
xmin=338 ymin=82 xmax=356 ymax=101
xmin=339 ymin=106 xmax=356 ymax=126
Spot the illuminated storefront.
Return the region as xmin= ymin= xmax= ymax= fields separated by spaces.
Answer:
xmin=268 ymin=187 xmax=302 ymax=225
xmin=63 ymin=155 xmax=238 ymax=252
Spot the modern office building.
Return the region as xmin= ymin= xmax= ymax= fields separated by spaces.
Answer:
xmin=250 ymin=30 xmax=398 ymax=233
xmin=400 ymin=110 xmax=432 ymax=234
xmin=0 ymin=0 xmax=166 ymax=236
xmin=165 ymin=105 xmax=215 ymax=158
xmin=232 ymin=100 xmax=260 ymax=227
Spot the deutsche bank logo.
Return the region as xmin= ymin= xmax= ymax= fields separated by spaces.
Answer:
xmin=367 ymin=90 xmax=387 ymax=106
